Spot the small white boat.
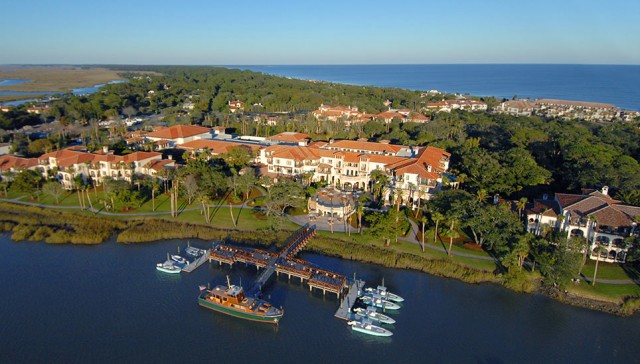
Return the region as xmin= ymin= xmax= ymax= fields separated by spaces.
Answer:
xmin=171 ymin=255 xmax=187 ymax=264
xmin=348 ymin=318 xmax=393 ymax=337
xmin=185 ymin=247 xmax=204 ymax=256
xmin=361 ymin=295 xmax=401 ymax=310
xmin=364 ymin=286 xmax=404 ymax=303
xmin=353 ymin=306 xmax=396 ymax=324
xmin=156 ymin=261 xmax=181 ymax=274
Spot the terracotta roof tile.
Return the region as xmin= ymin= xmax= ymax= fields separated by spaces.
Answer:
xmin=146 ymin=125 xmax=212 ymax=139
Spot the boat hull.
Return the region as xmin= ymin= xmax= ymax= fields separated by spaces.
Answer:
xmin=198 ymin=297 xmax=282 ymax=324
xmin=355 ymin=311 xmax=396 ymax=324
xmin=350 ymin=324 xmax=393 ymax=337
xmin=156 ymin=266 xmax=181 ymax=274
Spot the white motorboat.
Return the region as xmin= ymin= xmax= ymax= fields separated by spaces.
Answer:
xmin=364 ymin=286 xmax=404 ymax=303
xmin=156 ymin=261 xmax=181 ymax=274
xmin=348 ymin=318 xmax=393 ymax=337
xmin=353 ymin=306 xmax=396 ymax=324
xmin=171 ymin=255 xmax=187 ymax=264
xmin=361 ymin=294 xmax=401 ymax=310
xmin=185 ymin=247 xmax=204 ymax=256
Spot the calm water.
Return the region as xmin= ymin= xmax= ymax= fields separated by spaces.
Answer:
xmin=233 ymin=64 xmax=640 ymax=111
xmin=0 ymin=79 xmax=31 ymax=87
xmin=0 ymin=80 xmax=124 ymax=106
xmin=1 ymin=234 xmax=639 ymax=363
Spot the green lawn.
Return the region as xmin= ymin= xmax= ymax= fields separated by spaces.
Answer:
xmin=580 ymin=260 xmax=640 ymax=281
xmin=568 ymin=282 xmax=640 ymax=302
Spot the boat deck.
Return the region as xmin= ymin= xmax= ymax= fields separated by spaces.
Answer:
xmin=334 ymin=279 xmax=365 ymax=320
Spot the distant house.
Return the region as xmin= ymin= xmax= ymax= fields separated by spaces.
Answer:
xmin=26 ymin=106 xmax=50 ymax=114
xmin=229 ymin=100 xmax=245 ymax=113
xmin=495 ymin=100 xmax=536 ymax=117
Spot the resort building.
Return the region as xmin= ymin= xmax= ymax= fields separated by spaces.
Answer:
xmin=178 ymin=139 xmax=262 ymax=159
xmin=258 ymin=140 xmax=450 ymax=206
xmin=426 ymin=99 xmax=488 ymax=113
xmin=494 ymin=100 xmax=536 ymax=117
xmin=37 ymin=147 xmax=175 ymax=189
xmin=494 ymin=98 xmax=638 ymax=122
xmin=526 ymin=187 xmax=640 ymax=263
xmin=266 ymin=132 xmax=309 ymax=146
xmin=144 ymin=125 xmax=213 ymax=149
xmin=0 ymin=155 xmax=40 ymax=177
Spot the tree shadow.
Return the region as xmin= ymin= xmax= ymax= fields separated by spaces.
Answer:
xmin=621 ymin=264 xmax=640 ymax=287
xmin=59 ymin=192 xmax=72 ymax=204
xmin=153 ymin=195 xmax=169 ymax=212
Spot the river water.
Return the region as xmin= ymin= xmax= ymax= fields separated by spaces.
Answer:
xmin=1 ymin=234 xmax=638 ymax=363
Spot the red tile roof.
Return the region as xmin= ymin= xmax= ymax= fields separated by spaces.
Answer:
xmin=179 ymin=140 xmax=261 ymax=155
xmin=267 ymin=132 xmax=309 ymax=143
xmin=317 ymin=140 xmax=406 ymax=154
xmin=146 ymin=125 xmax=212 ymax=140
xmin=0 ymin=155 xmax=38 ymax=171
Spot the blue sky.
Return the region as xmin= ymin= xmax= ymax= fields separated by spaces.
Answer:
xmin=1 ymin=0 xmax=639 ymax=65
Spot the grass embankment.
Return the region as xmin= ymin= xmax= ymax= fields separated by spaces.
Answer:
xmin=0 ymin=202 xmax=125 ymax=244
xmin=308 ymin=232 xmax=501 ymax=285
xmin=117 ymin=218 xmax=294 ymax=247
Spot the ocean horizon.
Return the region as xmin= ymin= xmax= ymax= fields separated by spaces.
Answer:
xmin=231 ymin=64 xmax=640 ymax=111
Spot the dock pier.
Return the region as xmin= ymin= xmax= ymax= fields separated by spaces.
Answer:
xmin=334 ymin=278 xmax=365 ymax=320
xmin=181 ymin=250 xmax=210 ymax=273
xmin=207 ymin=224 xmax=348 ymax=298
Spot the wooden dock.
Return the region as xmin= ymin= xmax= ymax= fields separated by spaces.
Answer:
xmin=334 ymin=279 xmax=365 ymax=320
xmin=182 ymin=250 xmax=210 ymax=273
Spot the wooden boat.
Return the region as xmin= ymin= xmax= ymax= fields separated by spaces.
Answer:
xmin=198 ymin=276 xmax=283 ymax=324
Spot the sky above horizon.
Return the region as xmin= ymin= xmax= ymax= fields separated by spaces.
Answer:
xmin=1 ymin=0 xmax=639 ymax=65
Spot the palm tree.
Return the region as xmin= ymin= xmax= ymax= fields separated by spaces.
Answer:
xmin=592 ymin=245 xmax=602 ymax=286
xmin=420 ymin=216 xmax=427 ymax=253
xmin=515 ymin=197 xmax=528 ymax=218
xmin=150 ymin=177 xmax=160 ymax=212
xmin=476 ymin=189 xmax=488 ymax=204
xmin=356 ymin=203 xmax=364 ymax=233
xmin=414 ymin=185 xmax=425 ymax=218
xmin=446 ymin=218 xmax=460 ymax=256
xmin=432 ymin=211 xmax=445 ymax=244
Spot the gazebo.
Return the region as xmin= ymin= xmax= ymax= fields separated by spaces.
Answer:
xmin=308 ymin=186 xmax=356 ymax=218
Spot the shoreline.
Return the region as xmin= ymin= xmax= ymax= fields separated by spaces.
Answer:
xmin=1 ymin=201 xmax=637 ymax=316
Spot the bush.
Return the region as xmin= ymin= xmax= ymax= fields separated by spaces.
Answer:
xmin=620 ymin=297 xmax=640 ymax=316
xmin=503 ymin=271 xmax=539 ymax=293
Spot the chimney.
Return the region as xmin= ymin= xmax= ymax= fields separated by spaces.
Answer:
xmin=601 ymin=186 xmax=609 ymax=196
xmin=102 ymin=146 xmax=108 ymax=154
xmin=168 ymin=155 xmax=173 ymax=160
